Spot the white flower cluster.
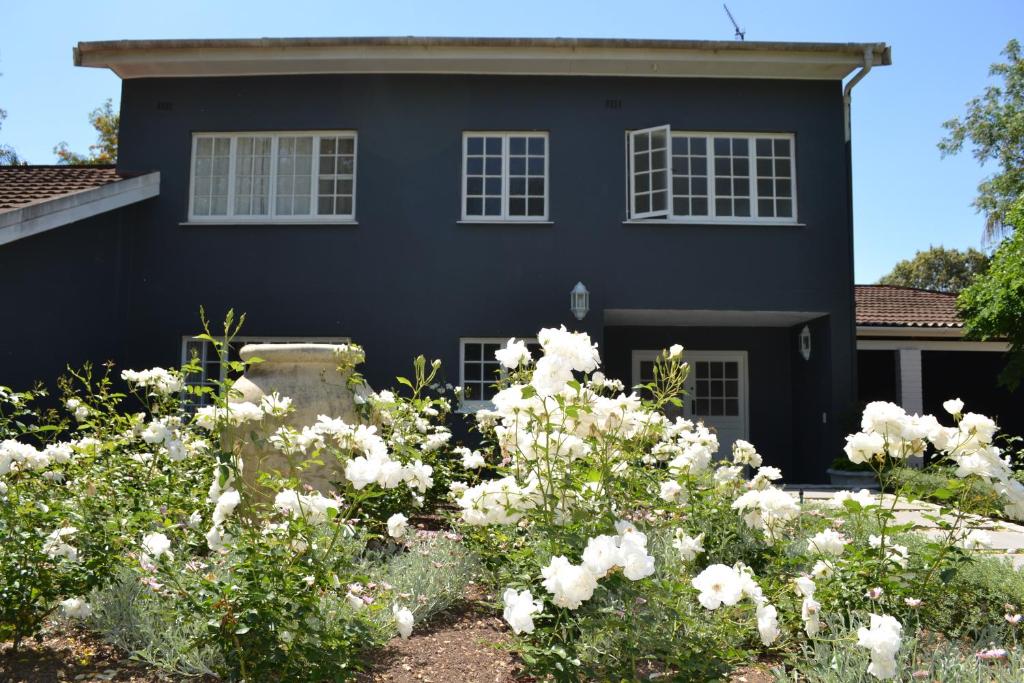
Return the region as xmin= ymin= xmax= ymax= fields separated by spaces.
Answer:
xmin=270 ymin=416 xmax=433 ymax=495
xmin=1 ymin=439 xmax=74 ymax=477
xmin=121 ymin=367 xmax=184 ymax=396
xmin=502 ymin=588 xmax=544 ymax=634
xmin=495 ymin=338 xmax=532 ymax=369
xmin=794 ymin=575 xmax=822 ymax=637
xmin=868 ymin=534 xmax=909 ymax=568
xmin=856 ymin=614 xmax=903 ymax=679
xmin=846 ymin=400 xmax=1024 ymax=519
xmin=829 ymin=488 xmax=880 ymax=508
xmin=456 ymin=476 xmax=539 ymax=525
xmin=807 ymin=528 xmax=849 ymax=556
xmin=504 ymin=521 xmax=656 ymax=629
xmin=194 ymin=401 xmax=266 ymax=429
xmin=672 ymin=531 xmax=705 ymax=561
xmin=42 ymin=526 xmax=79 ymax=561
xmin=691 ymin=562 xmax=780 ymax=645
xmin=65 ymin=398 xmax=90 ymax=421
xmin=731 ymin=486 xmax=800 ymax=539
xmin=275 ymin=489 xmax=341 ymax=525
xmin=531 ymin=326 xmax=600 ymax=397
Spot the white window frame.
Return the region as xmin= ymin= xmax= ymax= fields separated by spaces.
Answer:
xmin=628 ymin=125 xmax=673 ymax=220
xmin=187 ymin=131 xmax=358 ymax=224
xmin=458 ymin=337 xmax=538 ymax=412
xmin=460 ymin=132 xmax=549 ymax=223
xmin=625 ymin=129 xmax=798 ymax=225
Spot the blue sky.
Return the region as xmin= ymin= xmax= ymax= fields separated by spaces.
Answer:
xmin=1 ymin=0 xmax=1020 ymax=282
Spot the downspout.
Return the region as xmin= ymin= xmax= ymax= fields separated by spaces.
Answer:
xmin=836 ymin=47 xmax=874 ymax=480
xmin=843 ymin=48 xmax=874 ymax=142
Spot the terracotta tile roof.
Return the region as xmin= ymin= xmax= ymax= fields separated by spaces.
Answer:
xmin=0 ymin=165 xmax=123 ymax=213
xmin=855 ymin=285 xmax=963 ymax=328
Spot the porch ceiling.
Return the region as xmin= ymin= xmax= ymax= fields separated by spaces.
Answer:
xmin=603 ymin=308 xmax=827 ymax=328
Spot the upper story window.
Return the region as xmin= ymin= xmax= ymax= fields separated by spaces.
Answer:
xmin=462 ymin=132 xmax=548 ymax=222
xmin=627 ymin=127 xmax=796 ymax=224
xmin=189 ymin=132 xmax=357 ymax=223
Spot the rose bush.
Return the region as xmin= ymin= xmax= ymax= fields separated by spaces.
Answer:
xmin=2 ymin=316 xmax=1024 ymax=681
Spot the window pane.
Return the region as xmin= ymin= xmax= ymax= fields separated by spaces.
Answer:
xmin=275 ymin=136 xmax=314 ymax=216
xmin=671 ymin=135 xmax=709 ymax=218
xmin=317 ymin=135 xmax=356 ymax=217
xmin=753 ymin=137 xmax=794 ymax=219
xmin=192 ymin=136 xmax=231 ymax=216
xmin=631 ymin=127 xmax=670 ymax=217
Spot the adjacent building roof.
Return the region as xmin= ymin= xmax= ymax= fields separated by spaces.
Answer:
xmin=0 ymin=165 xmax=122 ymax=213
xmin=0 ymin=166 xmax=160 ymax=246
xmin=74 ymin=36 xmax=891 ymax=81
xmin=855 ymin=285 xmax=962 ymax=329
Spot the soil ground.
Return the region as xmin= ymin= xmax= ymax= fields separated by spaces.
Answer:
xmin=1 ymin=612 xmax=777 ymax=683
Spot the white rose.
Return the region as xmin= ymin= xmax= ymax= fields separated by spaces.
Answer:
xmin=393 ymin=604 xmax=414 ymax=639
xmin=502 ymin=588 xmax=543 ymax=634
xmin=387 ymin=513 xmax=409 ymax=540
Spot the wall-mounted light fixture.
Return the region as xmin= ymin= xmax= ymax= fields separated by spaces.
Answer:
xmin=570 ymin=282 xmax=590 ymax=321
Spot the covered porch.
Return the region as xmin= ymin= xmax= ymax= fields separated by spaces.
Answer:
xmin=601 ymin=308 xmax=847 ymax=482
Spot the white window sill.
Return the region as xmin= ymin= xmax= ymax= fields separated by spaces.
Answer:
xmin=623 ymin=219 xmax=805 ymax=227
xmin=457 ymin=220 xmax=553 ymax=225
xmin=457 ymin=402 xmax=494 ymax=414
xmin=180 ymin=220 xmax=359 ymax=226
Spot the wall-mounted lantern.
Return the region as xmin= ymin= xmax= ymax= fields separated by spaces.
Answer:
xmin=798 ymin=325 xmax=812 ymax=361
xmin=570 ymin=282 xmax=590 ymax=321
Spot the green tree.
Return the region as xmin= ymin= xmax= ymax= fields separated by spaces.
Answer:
xmin=878 ymin=245 xmax=990 ymax=293
xmin=53 ymin=98 xmax=118 ymax=164
xmin=939 ymin=39 xmax=1024 ymax=241
xmin=0 ymin=106 xmax=24 ymax=165
xmin=957 ymin=195 xmax=1024 ymax=390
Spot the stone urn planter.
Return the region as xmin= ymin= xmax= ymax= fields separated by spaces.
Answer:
xmin=826 ymin=468 xmax=879 ymax=490
xmin=229 ymin=343 xmax=369 ymax=495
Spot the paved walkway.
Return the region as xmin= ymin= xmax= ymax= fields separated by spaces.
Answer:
xmin=799 ymin=490 xmax=1024 ymax=569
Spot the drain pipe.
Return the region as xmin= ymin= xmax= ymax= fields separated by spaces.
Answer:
xmin=843 ymin=48 xmax=874 ymax=142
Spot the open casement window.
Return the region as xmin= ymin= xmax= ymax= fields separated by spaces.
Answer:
xmin=627 ymin=129 xmax=797 ymax=223
xmin=628 ymin=125 xmax=672 ymax=219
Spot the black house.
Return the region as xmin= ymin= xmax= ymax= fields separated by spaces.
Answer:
xmin=0 ymin=37 xmax=892 ymax=481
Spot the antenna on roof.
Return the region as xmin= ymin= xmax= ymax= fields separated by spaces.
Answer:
xmin=723 ymin=4 xmax=746 ymax=41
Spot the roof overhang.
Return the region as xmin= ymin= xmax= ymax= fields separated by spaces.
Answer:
xmin=74 ymin=37 xmax=891 ymax=80
xmin=0 ymin=172 xmax=160 ymax=246
xmin=605 ymin=308 xmax=826 ymax=327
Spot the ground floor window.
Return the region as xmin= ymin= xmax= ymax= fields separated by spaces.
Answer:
xmin=459 ymin=337 xmax=540 ymax=411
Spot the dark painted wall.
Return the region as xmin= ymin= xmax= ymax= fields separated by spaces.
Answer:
xmin=922 ymin=351 xmax=1024 ymax=438
xmin=2 ymin=73 xmax=857 ymax=477
xmin=0 ymin=207 xmax=136 ymax=392
xmin=857 ymin=350 xmax=900 ymax=405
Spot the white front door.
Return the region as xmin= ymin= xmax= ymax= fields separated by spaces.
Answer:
xmin=632 ymin=350 xmax=749 ymax=457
